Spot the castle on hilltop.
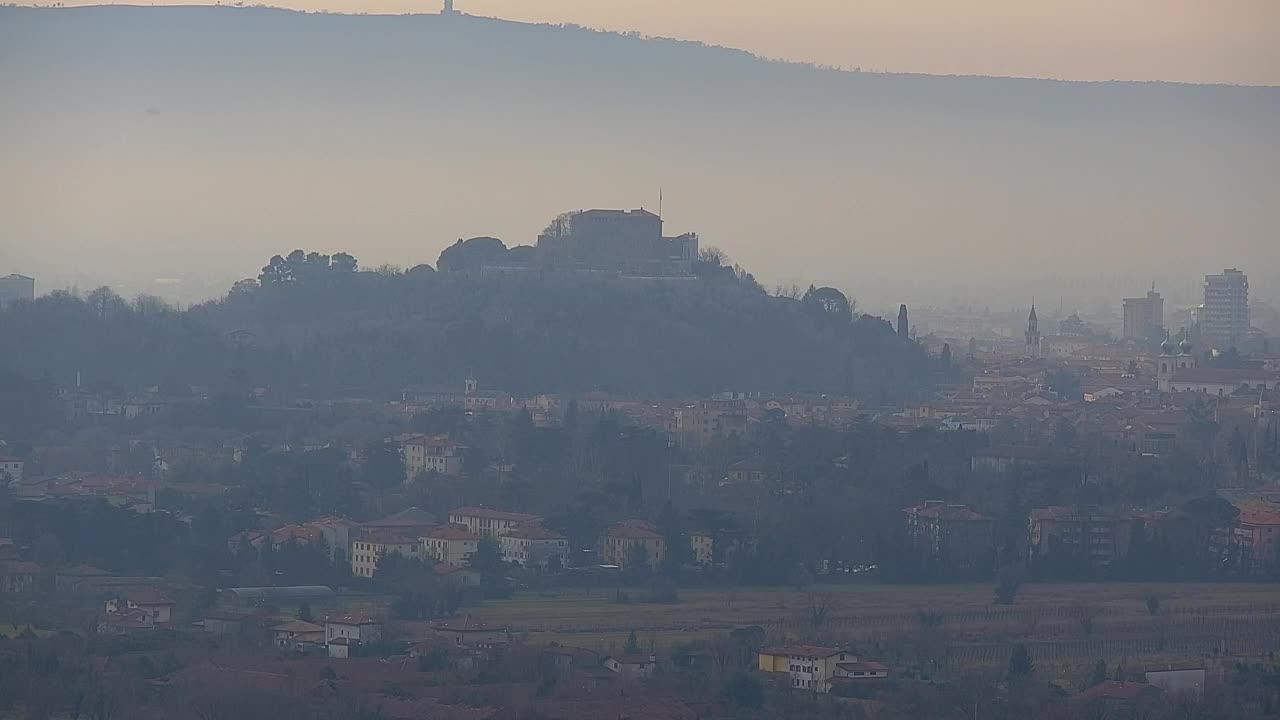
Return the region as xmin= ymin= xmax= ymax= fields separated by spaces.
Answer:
xmin=535 ymin=208 xmax=699 ymax=277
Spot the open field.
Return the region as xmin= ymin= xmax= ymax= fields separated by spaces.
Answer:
xmin=457 ymin=582 xmax=1280 ymax=633
xmin=389 ymin=581 xmax=1280 ymax=674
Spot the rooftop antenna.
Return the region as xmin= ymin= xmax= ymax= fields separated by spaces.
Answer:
xmin=658 ymin=187 xmax=663 ymax=219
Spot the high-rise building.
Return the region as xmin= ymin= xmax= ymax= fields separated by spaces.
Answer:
xmin=0 ymin=274 xmax=34 ymax=309
xmin=1122 ymin=286 xmax=1163 ymax=340
xmin=1202 ymin=269 xmax=1249 ymax=350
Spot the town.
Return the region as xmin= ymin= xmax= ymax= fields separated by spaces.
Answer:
xmin=2 ymin=215 xmax=1279 ymax=720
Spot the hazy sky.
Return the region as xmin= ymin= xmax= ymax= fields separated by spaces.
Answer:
xmin=59 ymin=0 xmax=1280 ymax=85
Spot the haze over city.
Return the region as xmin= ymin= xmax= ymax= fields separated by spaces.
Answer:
xmin=5 ymin=3 xmax=1280 ymax=720
xmin=2 ymin=0 xmax=1278 ymax=312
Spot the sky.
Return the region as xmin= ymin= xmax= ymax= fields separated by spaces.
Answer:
xmin=2 ymin=2 xmax=1277 ymax=314
xmin=56 ymin=0 xmax=1280 ymax=85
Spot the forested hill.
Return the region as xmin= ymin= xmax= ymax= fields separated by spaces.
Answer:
xmin=3 ymin=6 xmax=1277 ymax=305
xmin=0 ymin=257 xmax=937 ymax=400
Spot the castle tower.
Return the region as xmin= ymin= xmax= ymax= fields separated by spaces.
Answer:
xmin=1025 ymin=305 xmax=1041 ymax=358
xmin=897 ymin=304 xmax=909 ymax=339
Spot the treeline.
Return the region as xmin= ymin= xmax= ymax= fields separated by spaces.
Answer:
xmin=0 ymin=248 xmax=941 ymax=400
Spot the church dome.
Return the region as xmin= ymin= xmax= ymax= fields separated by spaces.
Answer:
xmin=1160 ymin=334 xmax=1173 ymax=355
xmin=1179 ymin=337 xmax=1193 ymax=355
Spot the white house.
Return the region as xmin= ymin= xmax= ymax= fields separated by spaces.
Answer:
xmin=325 ymin=616 xmax=382 ymax=657
xmin=0 ymin=457 xmax=23 ymax=484
xmin=105 ymin=590 xmax=175 ymax=624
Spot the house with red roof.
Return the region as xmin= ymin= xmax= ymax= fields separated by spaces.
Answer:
xmin=106 ymin=589 xmax=176 ymax=624
xmin=598 ymin=520 xmax=665 ymax=570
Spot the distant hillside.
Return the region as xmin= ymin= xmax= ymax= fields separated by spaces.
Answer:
xmin=1 ymin=6 xmax=1277 ymax=308
xmin=0 ymin=255 xmax=938 ymax=400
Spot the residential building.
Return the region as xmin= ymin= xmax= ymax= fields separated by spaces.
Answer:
xmin=689 ymin=531 xmax=714 ymax=566
xmin=599 ymin=520 xmax=666 ymax=570
xmin=1215 ymin=494 xmax=1280 ymax=576
xmin=433 ymin=563 xmax=482 ymax=588
xmin=902 ymin=501 xmax=993 ymax=573
xmin=402 ymin=434 xmax=465 ymax=481
xmin=499 ymin=524 xmax=567 ymax=568
xmin=833 ymin=661 xmax=889 ymax=681
xmin=758 ymin=646 xmax=856 ymax=693
xmin=310 ymin=516 xmax=357 ymax=563
xmin=200 ymin=612 xmax=247 ymax=636
xmin=273 ymin=620 xmax=326 ymax=651
xmin=0 ymin=274 xmax=34 ymax=309
xmin=0 ymin=457 xmax=24 ymax=484
xmin=1123 ymin=288 xmax=1164 ymax=340
xmin=350 ymin=532 xmax=420 ymax=579
xmin=358 ymin=507 xmax=438 ymax=538
xmin=971 ymin=445 xmax=1072 ymax=474
xmin=105 ymin=589 xmax=175 ymax=624
xmin=1202 ymin=269 xmax=1249 ymax=350
xmin=421 ymin=524 xmax=480 ymax=567
xmin=673 ymin=401 xmax=749 ymax=447
xmin=726 ymin=460 xmax=765 ymax=485
xmin=1070 ymin=681 xmax=1164 ymax=716
xmin=324 ymin=616 xmax=382 ymax=646
xmin=603 ymin=653 xmax=657 ymax=681
xmin=1028 ymin=506 xmax=1140 ymax=569
xmin=270 ymin=524 xmax=323 ymax=548
xmin=448 ymin=507 xmax=540 ymax=539
xmin=431 ymin=616 xmax=509 ymax=647
xmin=0 ymin=561 xmax=39 ymax=594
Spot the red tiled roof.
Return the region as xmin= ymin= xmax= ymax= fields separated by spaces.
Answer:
xmin=1073 ymin=681 xmax=1163 ymax=703
xmin=1 ymin=561 xmax=40 ymax=575
xmin=432 ymin=615 xmax=502 ymax=632
xmin=603 ymin=520 xmax=663 ymax=540
xmin=904 ymin=503 xmax=989 ymax=521
xmin=503 ymin=524 xmax=565 ymax=541
xmin=422 ymin=524 xmax=480 ymax=541
xmin=326 ymin=615 xmax=379 ymax=626
xmin=761 ymin=645 xmax=845 ymax=658
xmin=272 ymin=620 xmax=324 ymax=633
xmin=449 ymin=507 xmax=539 ymax=523
xmin=125 ymin=589 xmax=175 ymax=606
xmin=58 ymin=564 xmax=112 ymax=577
xmin=1238 ymin=509 xmax=1280 ymax=526
xmin=838 ymin=661 xmax=888 ymax=672
xmin=1169 ymin=368 xmax=1279 ymax=384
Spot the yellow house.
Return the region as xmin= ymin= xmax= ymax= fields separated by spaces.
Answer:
xmin=758 ymin=646 xmax=855 ymax=693
xmin=448 ymin=507 xmax=541 ymax=539
xmin=350 ymin=532 xmax=420 ymax=579
xmin=599 ymin=520 xmax=665 ymax=570
xmin=421 ymin=524 xmax=480 ymax=567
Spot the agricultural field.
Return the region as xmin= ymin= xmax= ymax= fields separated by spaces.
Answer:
xmin=388 ymin=581 xmax=1280 ymax=678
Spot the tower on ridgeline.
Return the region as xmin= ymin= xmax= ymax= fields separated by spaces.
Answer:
xmin=442 ymin=0 xmax=457 ymax=15
xmin=897 ymin=304 xmax=909 ymax=339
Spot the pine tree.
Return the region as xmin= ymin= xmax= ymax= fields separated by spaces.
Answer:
xmin=625 ymin=630 xmax=641 ymax=655
xmin=1090 ymin=658 xmax=1107 ymax=686
xmin=1008 ymin=643 xmax=1034 ymax=680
